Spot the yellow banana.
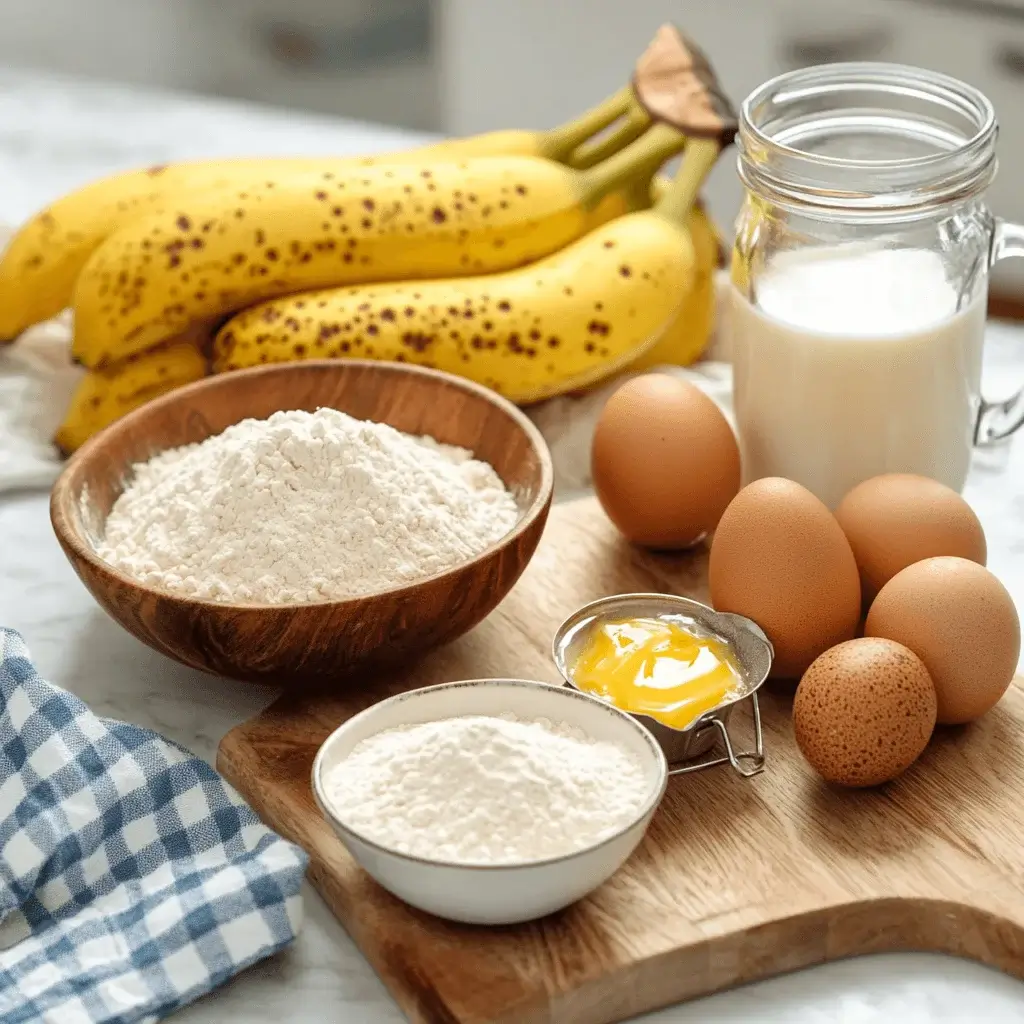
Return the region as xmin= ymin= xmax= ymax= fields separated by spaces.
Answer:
xmin=72 ymin=125 xmax=686 ymax=370
xmin=212 ymin=216 xmax=692 ymax=403
xmin=566 ymin=185 xmax=722 ymax=392
xmin=211 ymin=139 xmax=723 ymax=404
xmin=623 ymin=199 xmax=722 ymax=371
xmin=731 ymin=192 xmax=772 ymax=296
xmin=0 ymin=88 xmax=637 ymax=342
xmin=54 ymin=338 xmax=208 ymax=455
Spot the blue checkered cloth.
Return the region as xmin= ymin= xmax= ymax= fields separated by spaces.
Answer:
xmin=0 ymin=627 xmax=308 ymax=1023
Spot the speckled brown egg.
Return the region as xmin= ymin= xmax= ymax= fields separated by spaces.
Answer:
xmin=709 ymin=477 xmax=861 ymax=679
xmin=793 ymin=638 xmax=937 ymax=787
xmin=835 ymin=473 xmax=987 ymax=605
xmin=591 ymin=373 xmax=740 ymax=549
xmin=865 ymin=556 xmax=1020 ymax=725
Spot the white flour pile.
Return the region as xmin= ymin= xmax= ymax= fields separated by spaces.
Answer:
xmin=323 ymin=713 xmax=651 ymax=864
xmin=97 ymin=408 xmax=519 ymax=603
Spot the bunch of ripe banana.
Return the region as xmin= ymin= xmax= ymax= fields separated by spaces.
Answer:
xmin=0 ymin=25 xmax=733 ymax=454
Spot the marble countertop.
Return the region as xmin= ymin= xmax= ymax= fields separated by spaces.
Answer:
xmin=3 ymin=65 xmax=1024 ymax=1024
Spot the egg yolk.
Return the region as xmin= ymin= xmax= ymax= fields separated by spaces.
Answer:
xmin=571 ymin=616 xmax=742 ymax=729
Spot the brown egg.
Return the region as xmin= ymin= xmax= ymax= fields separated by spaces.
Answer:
xmin=835 ymin=473 xmax=987 ymax=604
xmin=591 ymin=373 xmax=740 ymax=549
xmin=709 ymin=478 xmax=861 ymax=679
xmin=793 ymin=638 xmax=937 ymax=787
xmin=865 ymin=556 xmax=1020 ymax=725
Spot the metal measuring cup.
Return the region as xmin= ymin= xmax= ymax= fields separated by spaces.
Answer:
xmin=551 ymin=593 xmax=774 ymax=778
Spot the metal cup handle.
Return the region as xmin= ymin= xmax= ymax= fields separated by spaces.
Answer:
xmin=666 ymin=692 xmax=766 ymax=778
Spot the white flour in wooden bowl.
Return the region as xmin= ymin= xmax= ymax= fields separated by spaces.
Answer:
xmin=96 ymin=408 xmax=519 ymax=603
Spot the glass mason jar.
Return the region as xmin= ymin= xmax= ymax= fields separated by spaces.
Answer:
xmin=730 ymin=62 xmax=1024 ymax=510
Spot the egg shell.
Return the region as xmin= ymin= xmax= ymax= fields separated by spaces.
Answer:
xmin=709 ymin=477 xmax=861 ymax=679
xmin=793 ymin=637 xmax=937 ymax=788
xmin=834 ymin=473 xmax=987 ymax=604
xmin=864 ymin=556 xmax=1020 ymax=725
xmin=591 ymin=373 xmax=740 ymax=549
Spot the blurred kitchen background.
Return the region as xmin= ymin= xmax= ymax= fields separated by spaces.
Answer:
xmin=4 ymin=0 xmax=1024 ymax=302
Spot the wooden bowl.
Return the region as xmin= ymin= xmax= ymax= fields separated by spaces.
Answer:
xmin=50 ymin=361 xmax=553 ymax=686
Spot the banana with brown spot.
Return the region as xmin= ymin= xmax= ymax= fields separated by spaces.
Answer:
xmin=71 ymin=124 xmax=685 ymax=370
xmin=54 ymin=339 xmax=208 ymax=455
xmin=0 ymin=86 xmax=638 ymax=342
xmin=211 ymin=140 xmax=723 ymax=403
xmin=623 ymin=199 xmax=722 ymax=372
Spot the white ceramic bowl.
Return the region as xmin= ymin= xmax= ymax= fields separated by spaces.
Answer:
xmin=311 ymin=678 xmax=668 ymax=926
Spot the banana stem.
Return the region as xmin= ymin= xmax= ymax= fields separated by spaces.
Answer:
xmin=538 ymin=86 xmax=635 ymax=162
xmin=622 ymin=175 xmax=657 ymax=212
xmin=654 ymin=138 xmax=722 ymax=223
xmin=579 ymin=123 xmax=688 ymax=208
xmin=568 ymin=104 xmax=650 ymax=169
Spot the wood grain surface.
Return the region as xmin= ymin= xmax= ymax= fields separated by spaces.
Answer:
xmin=50 ymin=360 xmax=552 ymax=685
xmin=218 ymin=497 xmax=1024 ymax=1024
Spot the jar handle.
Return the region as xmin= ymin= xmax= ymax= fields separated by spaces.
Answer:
xmin=977 ymin=219 xmax=1024 ymax=445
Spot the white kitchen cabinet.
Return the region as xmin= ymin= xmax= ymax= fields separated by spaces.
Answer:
xmin=0 ymin=0 xmax=439 ymax=132
xmin=200 ymin=0 xmax=439 ymax=131
xmin=0 ymin=0 xmax=217 ymax=92
xmin=439 ymin=0 xmax=1024 ymax=293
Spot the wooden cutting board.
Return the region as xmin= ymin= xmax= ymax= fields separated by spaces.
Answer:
xmin=217 ymin=497 xmax=1024 ymax=1024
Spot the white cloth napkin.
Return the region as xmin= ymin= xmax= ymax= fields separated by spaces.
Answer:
xmin=0 ymin=311 xmax=84 ymax=493
xmin=0 ymin=260 xmax=734 ymax=498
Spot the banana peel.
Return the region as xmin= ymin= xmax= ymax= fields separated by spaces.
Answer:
xmin=568 ymin=191 xmax=723 ymax=399
xmin=0 ymin=89 xmax=638 ymax=343
xmin=54 ymin=331 xmax=210 ymax=455
xmin=55 ymin=175 xmax=723 ymax=444
xmin=624 ymin=198 xmax=723 ymax=372
xmin=71 ymin=123 xmax=688 ymax=370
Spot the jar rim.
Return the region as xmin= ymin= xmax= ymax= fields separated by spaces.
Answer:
xmin=737 ymin=62 xmax=998 ymax=215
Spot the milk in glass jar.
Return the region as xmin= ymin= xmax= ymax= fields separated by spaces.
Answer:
xmin=730 ymin=63 xmax=1024 ymax=509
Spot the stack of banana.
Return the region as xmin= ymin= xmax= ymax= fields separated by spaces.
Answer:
xmin=0 ymin=24 xmax=732 ymax=454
